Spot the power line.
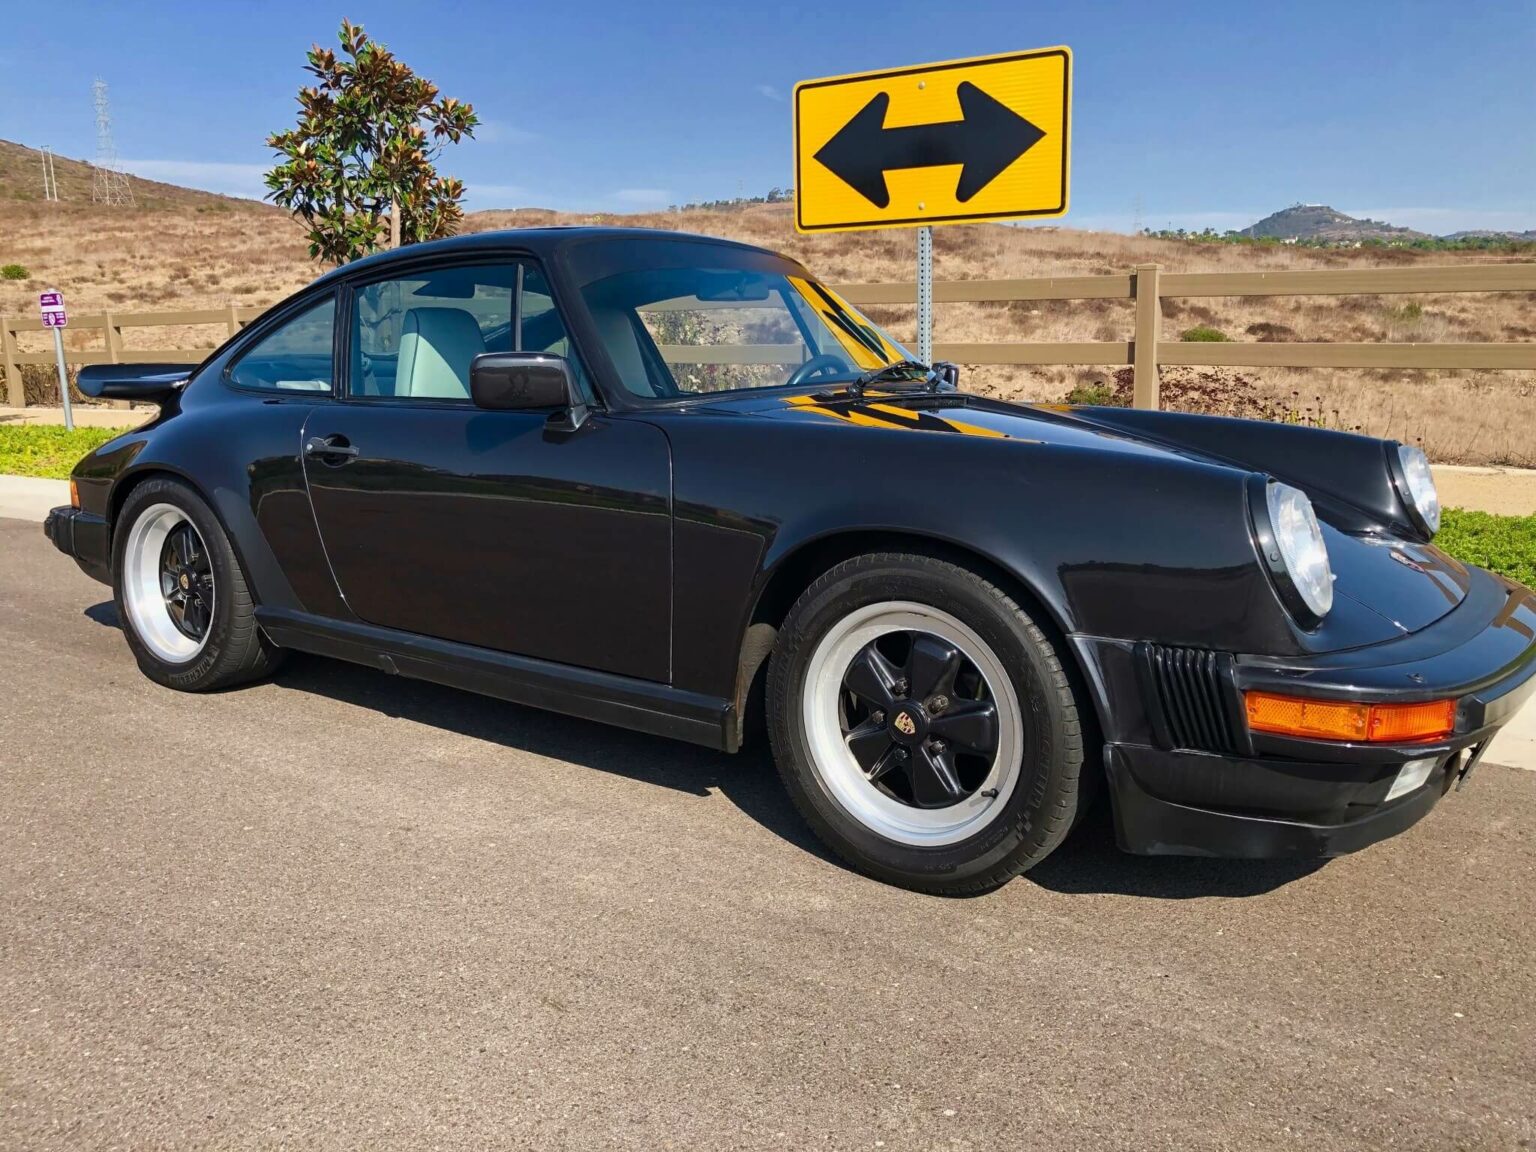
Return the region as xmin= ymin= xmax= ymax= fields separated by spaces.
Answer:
xmin=91 ymin=79 xmax=134 ymax=207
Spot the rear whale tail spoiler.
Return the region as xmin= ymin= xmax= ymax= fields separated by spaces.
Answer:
xmin=75 ymin=363 xmax=193 ymax=402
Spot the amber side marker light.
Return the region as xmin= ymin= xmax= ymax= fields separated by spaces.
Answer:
xmin=1245 ymin=691 xmax=1456 ymax=744
xmin=69 ymin=479 xmax=79 ymax=509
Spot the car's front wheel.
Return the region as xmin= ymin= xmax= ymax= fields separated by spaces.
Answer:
xmin=113 ymin=477 xmax=283 ymax=691
xmin=767 ymin=552 xmax=1085 ymax=894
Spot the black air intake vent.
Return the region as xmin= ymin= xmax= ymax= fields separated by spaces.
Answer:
xmin=1140 ymin=644 xmax=1240 ymax=754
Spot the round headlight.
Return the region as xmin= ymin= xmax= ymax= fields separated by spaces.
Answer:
xmin=1395 ymin=443 xmax=1441 ymax=535
xmin=1265 ymin=481 xmax=1334 ymax=621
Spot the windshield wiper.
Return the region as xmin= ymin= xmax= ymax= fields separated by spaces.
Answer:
xmin=847 ymin=360 xmax=938 ymax=397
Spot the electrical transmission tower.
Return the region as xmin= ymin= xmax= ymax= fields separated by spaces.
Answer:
xmin=91 ymin=79 xmax=134 ymax=207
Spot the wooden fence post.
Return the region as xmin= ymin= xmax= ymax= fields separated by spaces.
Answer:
xmin=102 ymin=313 xmax=131 ymax=408
xmin=104 ymin=313 xmax=123 ymax=363
xmin=1133 ymin=263 xmax=1161 ymax=410
xmin=1 ymin=317 xmax=21 ymax=408
xmin=226 ymin=302 xmax=241 ymax=338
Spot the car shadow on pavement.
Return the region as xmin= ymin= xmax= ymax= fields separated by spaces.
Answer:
xmin=268 ymin=652 xmax=844 ymax=868
xmin=81 ymin=607 xmax=1327 ymax=901
xmin=268 ymin=652 xmax=1327 ymax=901
xmin=85 ymin=601 xmax=120 ymax=627
xmin=1026 ymin=803 xmax=1325 ymax=899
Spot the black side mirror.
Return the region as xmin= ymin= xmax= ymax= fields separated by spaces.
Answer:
xmin=932 ymin=361 xmax=960 ymax=390
xmin=470 ymin=352 xmax=588 ymax=429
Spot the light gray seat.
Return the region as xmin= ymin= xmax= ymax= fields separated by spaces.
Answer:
xmin=589 ymin=305 xmax=658 ymax=396
xmin=396 ymin=307 xmax=486 ymax=399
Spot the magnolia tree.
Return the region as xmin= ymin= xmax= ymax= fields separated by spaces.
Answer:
xmin=265 ymin=20 xmax=479 ymax=265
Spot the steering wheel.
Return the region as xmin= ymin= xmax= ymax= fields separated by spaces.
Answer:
xmin=783 ymin=353 xmax=853 ymax=390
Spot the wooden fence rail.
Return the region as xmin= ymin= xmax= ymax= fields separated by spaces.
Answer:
xmin=832 ymin=261 xmax=1536 ymax=410
xmin=0 ymin=306 xmax=264 ymax=406
xmin=3 ymin=263 xmax=1533 ymax=411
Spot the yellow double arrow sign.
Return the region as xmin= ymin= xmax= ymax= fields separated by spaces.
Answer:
xmin=794 ymin=47 xmax=1071 ymax=234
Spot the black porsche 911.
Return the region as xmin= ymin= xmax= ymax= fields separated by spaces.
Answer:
xmin=45 ymin=227 xmax=1536 ymax=893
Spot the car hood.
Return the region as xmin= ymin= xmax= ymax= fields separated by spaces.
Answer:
xmin=697 ymin=388 xmax=1469 ymax=639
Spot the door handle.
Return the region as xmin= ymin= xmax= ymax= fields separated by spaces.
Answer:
xmin=305 ymin=435 xmax=359 ymax=461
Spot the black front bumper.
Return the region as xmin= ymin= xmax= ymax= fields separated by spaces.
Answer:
xmin=1075 ymin=569 xmax=1536 ymax=859
xmin=43 ymin=505 xmax=112 ymax=585
xmin=1105 ymin=740 xmax=1478 ymax=857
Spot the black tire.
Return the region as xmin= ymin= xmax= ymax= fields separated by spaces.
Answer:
xmin=112 ymin=476 xmax=284 ymax=691
xmin=767 ymin=552 xmax=1084 ymax=895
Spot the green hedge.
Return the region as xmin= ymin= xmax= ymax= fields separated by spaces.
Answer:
xmin=0 ymin=426 xmax=123 ymax=479
xmin=1437 ymin=508 xmax=1536 ymax=590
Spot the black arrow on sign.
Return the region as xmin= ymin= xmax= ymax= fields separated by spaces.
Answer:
xmin=813 ymin=81 xmax=1046 ymax=209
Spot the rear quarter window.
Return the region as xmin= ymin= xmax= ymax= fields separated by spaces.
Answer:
xmin=227 ymin=296 xmax=336 ymax=393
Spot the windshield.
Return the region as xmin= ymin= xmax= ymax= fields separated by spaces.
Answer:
xmin=574 ymin=262 xmax=916 ymax=398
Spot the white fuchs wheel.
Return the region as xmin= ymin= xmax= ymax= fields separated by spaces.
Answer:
xmin=112 ymin=477 xmax=284 ymax=692
xmin=801 ymin=600 xmax=1024 ymax=847
xmin=767 ymin=552 xmax=1085 ymax=894
xmin=121 ymin=502 xmax=216 ymax=664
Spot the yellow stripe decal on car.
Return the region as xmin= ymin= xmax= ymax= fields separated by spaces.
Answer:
xmin=787 ymin=394 xmax=1012 ymax=438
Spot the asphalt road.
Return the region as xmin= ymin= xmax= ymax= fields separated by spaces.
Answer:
xmin=3 ymin=517 xmax=1534 ymax=1152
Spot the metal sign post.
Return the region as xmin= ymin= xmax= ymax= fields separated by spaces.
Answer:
xmin=794 ymin=47 xmax=1071 ymax=367
xmin=916 ymin=226 xmax=934 ymax=365
xmin=39 ymin=291 xmax=73 ymax=430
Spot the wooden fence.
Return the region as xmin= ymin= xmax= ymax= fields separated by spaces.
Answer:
xmin=3 ymin=263 xmax=1534 ymax=410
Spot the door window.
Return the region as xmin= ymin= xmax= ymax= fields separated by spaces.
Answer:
xmin=350 ymin=262 xmax=585 ymax=401
xmin=227 ymin=296 xmax=336 ymax=393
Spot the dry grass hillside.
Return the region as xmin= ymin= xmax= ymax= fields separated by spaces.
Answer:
xmin=2 ymin=141 xmax=1531 ymax=464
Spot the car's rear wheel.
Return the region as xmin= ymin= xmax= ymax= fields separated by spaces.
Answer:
xmin=114 ymin=477 xmax=283 ymax=691
xmin=767 ymin=552 xmax=1084 ymax=894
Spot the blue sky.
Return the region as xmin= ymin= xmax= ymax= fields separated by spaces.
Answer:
xmin=0 ymin=0 xmax=1531 ymax=233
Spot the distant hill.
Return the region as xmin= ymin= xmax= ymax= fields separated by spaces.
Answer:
xmin=1442 ymin=228 xmax=1536 ymax=242
xmin=0 ymin=138 xmax=271 ymax=212
xmin=1240 ymin=204 xmax=1428 ymax=242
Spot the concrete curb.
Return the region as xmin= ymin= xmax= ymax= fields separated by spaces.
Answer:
xmin=1434 ymin=464 xmax=1536 ymax=517
xmin=0 ymin=406 xmax=150 ymax=429
xmin=0 ymin=476 xmax=69 ymax=523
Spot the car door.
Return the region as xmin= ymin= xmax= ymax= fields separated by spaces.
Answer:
xmin=301 ymin=257 xmax=672 ymax=683
xmin=219 ymin=292 xmax=351 ymax=618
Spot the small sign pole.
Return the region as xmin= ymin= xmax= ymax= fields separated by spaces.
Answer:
xmin=916 ymin=225 xmax=934 ymax=365
xmin=52 ymin=325 xmax=73 ymax=430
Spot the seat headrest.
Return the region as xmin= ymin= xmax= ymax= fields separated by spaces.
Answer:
xmin=397 ymin=307 xmax=486 ymax=399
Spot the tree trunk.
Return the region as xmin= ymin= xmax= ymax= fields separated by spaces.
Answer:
xmin=389 ymin=198 xmax=402 ymax=249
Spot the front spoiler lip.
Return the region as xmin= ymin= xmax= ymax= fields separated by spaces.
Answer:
xmin=1105 ymin=743 xmax=1455 ymax=858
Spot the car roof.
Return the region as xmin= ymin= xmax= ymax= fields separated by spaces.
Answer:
xmin=308 ymin=227 xmax=783 ymax=289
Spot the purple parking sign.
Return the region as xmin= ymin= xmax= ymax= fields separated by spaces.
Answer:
xmin=39 ymin=290 xmax=67 ymax=328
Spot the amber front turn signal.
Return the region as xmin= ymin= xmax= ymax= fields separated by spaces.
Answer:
xmin=69 ymin=478 xmax=79 ymax=509
xmin=1244 ymin=691 xmax=1456 ymax=744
